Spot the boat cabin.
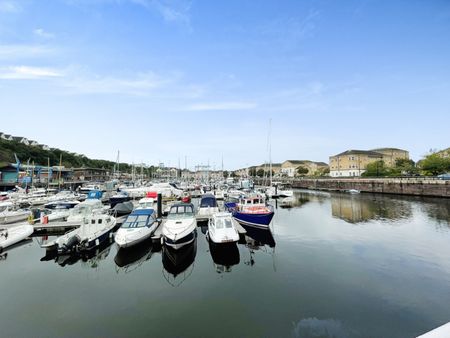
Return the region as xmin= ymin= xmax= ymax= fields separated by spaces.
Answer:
xmin=168 ymin=203 xmax=195 ymax=218
xmin=121 ymin=209 xmax=157 ymax=229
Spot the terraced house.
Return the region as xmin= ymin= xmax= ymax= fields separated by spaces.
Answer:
xmin=280 ymin=160 xmax=329 ymax=177
xmin=329 ymin=148 xmax=409 ymax=177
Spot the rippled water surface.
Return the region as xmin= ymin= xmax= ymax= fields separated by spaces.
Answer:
xmin=1 ymin=190 xmax=449 ymax=338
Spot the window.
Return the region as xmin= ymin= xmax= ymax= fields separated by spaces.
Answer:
xmin=121 ymin=214 xmax=149 ymax=228
xmin=98 ymin=219 xmax=102 ymax=224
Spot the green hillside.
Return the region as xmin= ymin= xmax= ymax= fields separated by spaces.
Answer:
xmin=0 ymin=138 xmax=132 ymax=172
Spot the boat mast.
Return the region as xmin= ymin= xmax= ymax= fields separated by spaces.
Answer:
xmin=269 ymin=118 xmax=272 ymax=187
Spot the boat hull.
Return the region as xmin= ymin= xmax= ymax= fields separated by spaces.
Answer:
xmin=232 ymin=210 xmax=274 ymax=229
xmin=163 ymin=230 xmax=196 ymax=250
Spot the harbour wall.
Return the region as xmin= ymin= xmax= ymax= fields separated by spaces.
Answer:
xmin=268 ymin=178 xmax=450 ymax=198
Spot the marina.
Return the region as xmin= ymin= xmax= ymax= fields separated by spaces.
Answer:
xmin=1 ymin=188 xmax=449 ymax=337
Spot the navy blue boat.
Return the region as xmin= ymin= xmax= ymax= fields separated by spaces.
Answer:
xmin=225 ymin=195 xmax=274 ymax=229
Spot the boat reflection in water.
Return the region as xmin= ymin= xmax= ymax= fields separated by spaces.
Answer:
xmin=162 ymin=234 xmax=197 ymax=287
xmin=0 ymin=238 xmax=32 ymax=261
xmin=239 ymin=224 xmax=276 ymax=267
xmin=40 ymin=237 xmax=114 ymax=268
xmin=114 ymin=238 xmax=155 ymax=273
xmin=208 ymin=241 xmax=240 ymax=273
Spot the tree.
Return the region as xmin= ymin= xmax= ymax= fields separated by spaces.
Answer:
xmin=362 ymin=160 xmax=388 ymax=177
xmin=256 ymin=168 xmax=265 ymax=177
xmin=248 ymin=167 xmax=257 ymax=177
xmin=391 ymin=158 xmax=417 ymax=176
xmin=419 ymin=153 xmax=450 ymax=176
xmin=296 ymin=166 xmax=309 ymax=176
xmin=223 ymin=170 xmax=229 ymax=178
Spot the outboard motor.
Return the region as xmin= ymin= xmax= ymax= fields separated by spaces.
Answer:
xmin=61 ymin=235 xmax=81 ymax=253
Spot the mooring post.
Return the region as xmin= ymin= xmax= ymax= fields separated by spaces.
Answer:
xmin=157 ymin=193 xmax=162 ymax=219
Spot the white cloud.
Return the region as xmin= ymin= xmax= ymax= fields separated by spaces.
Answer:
xmin=0 ymin=44 xmax=54 ymax=60
xmin=33 ymin=28 xmax=55 ymax=39
xmin=61 ymin=71 xmax=174 ymax=95
xmin=0 ymin=0 xmax=20 ymax=13
xmin=0 ymin=66 xmax=63 ymax=79
xmin=64 ymin=0 xmax=192 ymax=26
xmin=187 ymin=101 xmax=257 ymax=111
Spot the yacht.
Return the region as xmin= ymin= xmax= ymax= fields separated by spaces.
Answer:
xmin=162 ymin=203 xmax=197 ymax=250
xmin=197 ymin=194 xmax=219 ymax=222
xmin=115 ymin=208 xmax=159 ymax=248
xmin=66 ymin=199 xmax=109 ymax=224
xmin=0 ymin=224 xmax=34 ymax=252
xmin=0 ymin=201 xmax=31 ymax=225
xmin=225 ymin=194 xmax=274 ymax=229
xmin=41 ymin=214 xmax=116 ymax=253
xmin=207 ymin=212 xmax=240 ymax=244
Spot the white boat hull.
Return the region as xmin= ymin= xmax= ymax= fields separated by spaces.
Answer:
xmin=0 ymin=224 xmax=34 ymax=251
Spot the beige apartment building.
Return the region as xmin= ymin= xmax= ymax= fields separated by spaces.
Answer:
xmin=329 ymin=148 xmax=409 ymax=177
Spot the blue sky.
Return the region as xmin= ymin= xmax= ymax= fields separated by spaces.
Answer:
xmin=0 ymin=0 xmax=449 ymax=169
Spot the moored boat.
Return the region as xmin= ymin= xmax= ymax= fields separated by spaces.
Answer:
xmin=162 ymin=203 xmax=197 ymax=250
xmin=115 ymin=208 xmax=159 ymax=248
xmin=225 ymin=194 xmax=274 ymax=229
xmin=207 ymin=212 xmax=240 ymax=244
xmin=0 ymin=224 xmax=34 ymax=252
xmin=41 ymin=214 xmax=116 ymax=253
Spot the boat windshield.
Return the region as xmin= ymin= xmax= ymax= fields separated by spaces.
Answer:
xmin=0 ymin=206 xmax=8 ymax=213
xmin=215 ymin=218 xmax=233 ymax=229
xmin=121 ymin=215 xmax=150 ymax=228
xmin=168 ymin=205 xmax=194 ymax=219
xmin=200 ymin=197 xmax=217 ymax=208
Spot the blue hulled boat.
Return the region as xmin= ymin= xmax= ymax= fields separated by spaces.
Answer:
xmin=225 ymin=195 xmax=274 ymax=229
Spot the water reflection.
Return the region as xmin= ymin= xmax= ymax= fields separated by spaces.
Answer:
xmin=114 ymin=238 xmax=156 ymax=273
xmin=208 ymin=242 xmax=240 ymax=273
xmin=276 ymin=191 xmax=330 ymax=210
xmin=40 ymin=238 xmax=114 ymax=268
xmin=240 ymin=225 xmax=276 ymax=267
xmin=331 ymin=193 xmax=412 ymax=224
xmin=418 ymin=198 xmax=450 ymax=226
xmin=162 ymin=235 xmax=197 ymax=287
xmin=0 ymin=239 xmax=32 ymax=261
xmin=292 ymin=317 xmax=358 ymax=338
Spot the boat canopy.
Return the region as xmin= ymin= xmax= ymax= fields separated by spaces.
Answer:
xmin=87 ymin=190 xmax=103 ymax=199
xmin=200 ymin=194 xmax=217 ymax=208
xmin=169 ymin=203 xmax=194 ymax=215
xmin=121 ymin=208 xmax=155 ymax=228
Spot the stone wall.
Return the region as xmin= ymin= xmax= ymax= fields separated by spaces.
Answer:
xmin=288 ymin=178 xmax=450 ymax=198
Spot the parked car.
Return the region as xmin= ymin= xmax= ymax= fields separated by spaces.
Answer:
xmin=437 ymin=173 xmax=450 ymax=180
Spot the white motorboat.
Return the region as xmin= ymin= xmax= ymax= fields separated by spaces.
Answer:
xmin=347 ymin=189 xmax=361 ymax=194
xmin=0 ymin=224 xmax=34 ymax=251
xmin=66 ymin=199 xmax=109 ymax=224
xmin=196 ymin=194 xmax=219 ymax=222
xmin=148 ymin=183 xmax=183 ymax=199
xmin=41 ymin=214 xmax=116 ymax=253
xmin=213 ymin=189 xmax=226 ymax=200
xmin=266 ymin=185 xmax=294 ymax=198
xmin=0 ymin=202 xmax=31 ymax=224
xmin=207 ymin=212 xmax=240 ymax=244
xmin=115 ymin=208 xmax=159 ymax=248
xmin=137 ymin=197 xmax=156 ymax=209
xmin=162 ymin=203 xmax=197 ymax=250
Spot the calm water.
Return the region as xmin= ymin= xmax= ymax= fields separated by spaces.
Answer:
xmin=1 ymin=190 xmax=450 ymax=338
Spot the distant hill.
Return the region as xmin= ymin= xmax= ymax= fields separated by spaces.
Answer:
xmin=0 ymin=138 xmax=132 ymax=171
xmin=436 ymin=147 xmax=450 ymax=158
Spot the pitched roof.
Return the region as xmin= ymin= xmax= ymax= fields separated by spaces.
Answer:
xmin=284 ymin=160 xmax=311 ymax=165
xmin=333 ymin=149 xmax=383 ymax=157
xmin=371 ymin=147 xmax=408 ymax=152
